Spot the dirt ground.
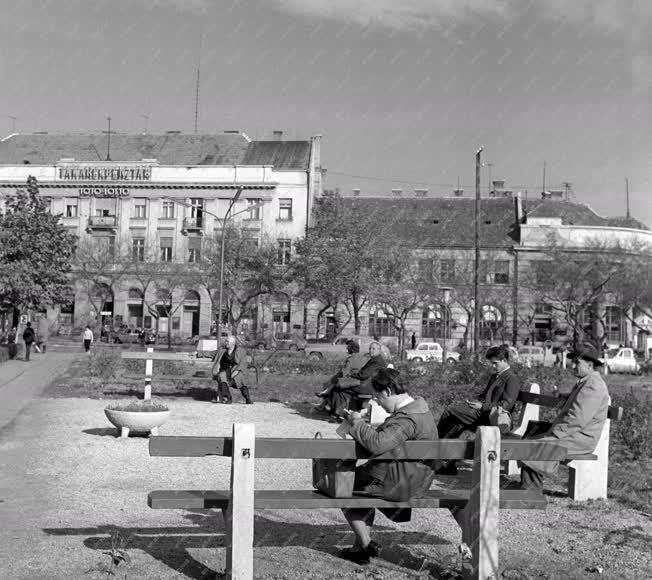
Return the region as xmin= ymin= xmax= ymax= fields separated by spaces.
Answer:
xmin=0 ymin=392 xmax=651 ymax=580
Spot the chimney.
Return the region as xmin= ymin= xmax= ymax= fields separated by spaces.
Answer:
xmin=352 ymin=188 xmax=361 ymax=197
xmin=272 ymin=130 xmax=283 ymax=141
xmin=391 ymin=188 xmax=403 ymax=197
xmin=414 ymin=188 xmax=428 ymax=197
xmin=541 ymin=190 xmax=564 ymax=200
xmin=453 ymin=188 xmax=464 ymax=197
xmin=224 ymin=130 xmax=239 ymax=134
xmin=514 ymin=191 xmax=524 ymax=223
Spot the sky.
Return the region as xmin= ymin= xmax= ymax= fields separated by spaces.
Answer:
xmin=1 ymin=0 xmax=650 ymax=225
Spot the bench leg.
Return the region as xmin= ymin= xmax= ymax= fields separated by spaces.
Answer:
xmin=225 ymin=423 xmax=256 ymax=580
xmin=120 ymin=426 xmax=130 ymax=438
xmin=451 ymin=426 xmax=500 ymax=580
xmin=144 ymin=347 xmax=154 ymax=401
xmin=567 ymin=419 xmax=610 ymax=500
xmin=150 ymin=427 xmax=159 ymax=437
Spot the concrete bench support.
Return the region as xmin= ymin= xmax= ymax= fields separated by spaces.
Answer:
xmin=505 ymin=383 xmax=541 ymax=476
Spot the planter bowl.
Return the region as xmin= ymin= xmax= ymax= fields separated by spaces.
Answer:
xmin=104 ymin=408 xmax=170 ymax=438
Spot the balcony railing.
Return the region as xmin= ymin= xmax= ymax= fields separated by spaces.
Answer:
xmin=86 ymin=216 xmax=117 ymax=233
xmin=182 ymin=216 xmax=204 ymax=235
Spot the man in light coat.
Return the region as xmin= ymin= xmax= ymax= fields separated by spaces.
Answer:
xmin=516 ymin=342 xmax=610 ymax=489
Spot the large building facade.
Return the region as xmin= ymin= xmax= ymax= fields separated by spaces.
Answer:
xmin=315 ymin=186 xmax=652 ymax=351
xmin=0 ymin=131 xmax=322 ymax=338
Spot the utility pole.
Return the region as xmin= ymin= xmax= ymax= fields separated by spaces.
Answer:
xmin=103 ymin=116 xmax=113 ymax=161
xmin=8 ymin=116 xmax=17 ymax=133
xmin=474 ymin=147 xmax=483 ymax=355
xmin=140 ymin=114 xmax=149 ymax=135
xmin=194 ymin=30 xmax=203 ymax=134
xmin=542 ymin=161 xmax=547 ymax=195
xmin=486 ymin=162 xmax=493 ymax=194
xmin=626 ymin=178 xmax=630 ymax=219
xmin=562 ymin=181 xmax=572 ymax=201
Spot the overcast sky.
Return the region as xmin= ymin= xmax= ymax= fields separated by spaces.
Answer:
xmin=1 ymin=0 xmax=650 ymax=225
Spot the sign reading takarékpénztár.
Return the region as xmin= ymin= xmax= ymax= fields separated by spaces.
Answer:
xmin=57 ymin=164 xmax=152 ymax=181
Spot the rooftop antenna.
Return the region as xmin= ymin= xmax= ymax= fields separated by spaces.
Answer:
xmin=626 ymin=178 xmax=630 ymax=219
xmin=8 ymin=115 xmax=17 ymax=133
xmin=102 ymin=116 xmax=114 ymax=161
xmin=140 ymin=114 xmax=149 ymax=135
xmin=542 ymin=161 xmax=547 ymax=195
xmin=194 ymin=29 xmax=203 ymax=134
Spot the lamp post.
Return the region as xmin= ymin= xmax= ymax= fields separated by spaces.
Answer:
xmin=162 ymin=188 xmax=259 ymax=337
xmin=440 ymin=286 xmax=453 ymax=363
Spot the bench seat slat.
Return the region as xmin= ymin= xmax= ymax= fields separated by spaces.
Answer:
xmin=148 ymin=489 xmax=546 ymax=510
xmin=149 ymin=436 xmax=569 ymax=461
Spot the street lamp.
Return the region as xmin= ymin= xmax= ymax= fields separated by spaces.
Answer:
xmin=161 ymin=189 xmax=266 ymax=336
xmin=440 ymin=286 xmax=453 ymax=363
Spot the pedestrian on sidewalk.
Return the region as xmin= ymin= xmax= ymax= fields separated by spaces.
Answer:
xmin=22 ymin=322 xmax=36 ymax=361
xmin=82 ymin=326 xmax=94 ymax=353
xmin=7 ymin=326 xmax=18 ymax=359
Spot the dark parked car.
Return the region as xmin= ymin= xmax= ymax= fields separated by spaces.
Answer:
xmin=240 ymin=333 xmax=307 ymax=351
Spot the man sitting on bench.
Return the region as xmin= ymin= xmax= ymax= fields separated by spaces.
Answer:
xmin=436 ymin=344 xmax=521 ymax=475
xmin=338 ymin=367 xmax=438 ymax=565
xmin=514 ymin=342 xmax=610 ymax=490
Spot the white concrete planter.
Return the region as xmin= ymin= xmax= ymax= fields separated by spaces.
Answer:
xmin=104 ymin=407 xmax=170 ymax=438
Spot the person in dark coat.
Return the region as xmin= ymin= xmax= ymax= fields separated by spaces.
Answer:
xmin=7 ymin=327 xmax=18 ymax=359
xmin=410 ymin=332 xmax=416 ymax=350
xmin=338 ymin=367 xmax=439 ymax=565
xmin=315 ymin=340 xmax=369 ymax=412
xmin=436 ymin=344 xmax=521 ymax=475
xmin=326 ymin=341 xmax=387 ymax=421
xmin=22 ymin=322 xmax=36 ymax=361
xmin=211 ymin=335 xmax=253 ymax=404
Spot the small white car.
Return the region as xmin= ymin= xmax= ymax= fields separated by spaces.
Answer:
xmin=605 ymin=347 xmax=641 ymax=374
xmin=405 ymin=342 xmax=460 ymax=363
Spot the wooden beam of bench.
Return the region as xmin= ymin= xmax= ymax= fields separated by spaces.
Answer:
xmin=517 ymin=392 xmax=622 ymax=420
xmin=149 ymin=436 xmax=570 ymax=461
xmin=120 ymin=352 xmax=200 ymax=361
xmin=147 ymin=488 xmax=547 ymax=510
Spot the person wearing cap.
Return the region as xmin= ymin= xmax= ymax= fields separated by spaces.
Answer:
xmin=515 ymin=342 xmax=610 ymax=490
xmin=22 ymin=322 xmax=36 ymax=361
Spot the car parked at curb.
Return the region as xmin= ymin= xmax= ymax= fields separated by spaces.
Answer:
xmin=605 ymin=347 xmax=641 ymax=374
xmin=405 ymin=342 xmax=460 ymax=364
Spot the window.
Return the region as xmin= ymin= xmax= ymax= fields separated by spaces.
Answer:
xmin=94 ymin=236 xmax=115 ymax=258
xmin=494 ymin=260 xmax=509 ymax=284
xmin=368 ymin=307 xmax=396 ymax=337
xmin=161 ymin=201 xmax=175 ymax=219
xmin=133 ymin=199 xmax=147 ymax=219
xmin=188 ymin=237 xmax=201 ymax=263
xmin=417 ymin=258 xmax=432 ymax=281
xmin=278 ymin=198 xmax=293 ymax=221
xmin=277 ymin=239 xmax=291 ymax=265
xmin=132 ymin=238 xmax=145 ymax=262
xmin=480 ymin=305 xmax=503 ymax=341
xmin=422 ymin=305 xmax=449 ymax=339
xmin=160 ymin=237 xmax=173 ymax=262
xmin=246 ymin=198 xmax=261 ymax=220
xmin=535 ymin=261 xmax=553 ymax=285
xmin=65 ymin=201 xmax=78 ymax=217
xmin=189 ymin=198 xmax=203 ymax=226
xmin=440 ymin=259 xmax=455 ymax=283
xmin=605 ymin=306 xmax=623 ymax=343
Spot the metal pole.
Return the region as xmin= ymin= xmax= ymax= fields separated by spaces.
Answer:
xmin=474 ymin=147 xmax=483 ymax=355
xmin=217 ymin=188 xmax=243 ymax=336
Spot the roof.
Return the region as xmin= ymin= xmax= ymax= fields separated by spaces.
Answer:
xmin=0 ymin=133 xmax=311 ymax=169
xmin=341 ymin=196 xmax=519 ymax=248
xmin=338 ymin=195 xmax=648 ymax=249
xmin=241 ymin=141 xmax=311 ymax=170
xmin=524 ymin=199 xmax=649 ymax=230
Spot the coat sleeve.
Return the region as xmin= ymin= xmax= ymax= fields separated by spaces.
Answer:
xmin=498 ymin=372 xmax=521 ymax=411
xmin=550 ymin=375 xmax=607 ymax=441
xmin=231 ymin=348 xmax=246 ymax=376
xmin=349 ymin=415 xmax=416 ymax=455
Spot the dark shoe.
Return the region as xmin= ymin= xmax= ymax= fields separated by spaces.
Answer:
xmin=366 ymin=540 xmax=381 ymax=557
xmin=435 ymin=462 xmax=458 ymax=476
xmin=340 ymin=547 xmax=370 ymax=565
xmin=245 ymin=399 xmax=254 ymax=405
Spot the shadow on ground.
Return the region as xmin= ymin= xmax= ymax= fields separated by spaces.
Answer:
xmin=43 ymin=511 xmax=453 ymax=579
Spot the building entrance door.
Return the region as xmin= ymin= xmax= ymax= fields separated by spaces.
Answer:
xmin=183 ymin=306 xmax=199 ymax=338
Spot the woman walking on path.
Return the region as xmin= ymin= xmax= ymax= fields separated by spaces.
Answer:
xmin=82 ymin=326 xmax=94 ymax=353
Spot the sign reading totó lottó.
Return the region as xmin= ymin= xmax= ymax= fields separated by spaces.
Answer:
xmin=57 ymin=164 xmax=152 ymax=181
xmin=78 ymin=187 xmax=130 ymax=197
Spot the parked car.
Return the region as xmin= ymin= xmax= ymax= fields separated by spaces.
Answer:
xmin=605 ymin=347 xmax=641 ymax=374
xmin=405 ymin=342 xmax=460 ymax=364
xmin=517 ymin=345 xmax=546 ymax=366
xmin=240 ymin=333 xmax=307 ymax=352
xmin=306 ymin=335 xmax=375 ymax=361
xmin=114 ymin=329 xmax=142 ymax=344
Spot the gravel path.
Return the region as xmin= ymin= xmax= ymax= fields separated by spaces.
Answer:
xmin=0 ymin=395 xmax=650 ymax=579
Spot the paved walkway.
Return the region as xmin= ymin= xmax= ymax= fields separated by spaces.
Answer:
xmin=0 ymin=351 xmax=81 ymax=433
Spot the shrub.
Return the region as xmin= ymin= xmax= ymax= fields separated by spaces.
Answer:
xmin=610 ymin=389 xmax=651 ymax=461
xmin=106 ymin=400 xmax=169 ymax=412
xmin=87 ymin=349 xmax=121 ymax=381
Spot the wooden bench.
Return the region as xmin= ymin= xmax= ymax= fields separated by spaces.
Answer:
xmin=506 ymin=383 xmax=623 ymax=501
xmin=147 ymin=425 xmax=580 ymax=580
xmin=121 ymin=348 xmax=212 ymax=400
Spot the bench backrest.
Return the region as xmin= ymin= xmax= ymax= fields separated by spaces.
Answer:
xmin=149 ymin=435 xmax=571 ymax=462
xmin=516 ymin=389 xmax=622 ymax=420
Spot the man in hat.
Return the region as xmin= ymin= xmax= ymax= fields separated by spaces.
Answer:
xmin=515 ymin=342 xmax=610 ymax=490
